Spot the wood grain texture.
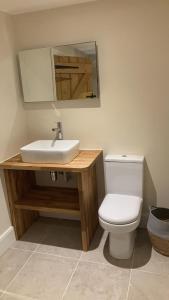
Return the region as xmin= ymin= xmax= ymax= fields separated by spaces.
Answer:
xmin=15 ymin=186 xmax=80 ymax=216
xmin=78 ymin=164 xmax=99 ymax=251
xmin=0 ymin=150 xmax=102 ymax=172
xmin=54 ymin=55 xmax=92 ymax=100
xmin=2 ymin=150 xmax=102 ymax=251
xmin=4 ymin=170 xmax=38 ymax=239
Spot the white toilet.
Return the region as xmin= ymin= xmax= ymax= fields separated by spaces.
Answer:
xmin=98 ymin=154 xmax=144 ymax=259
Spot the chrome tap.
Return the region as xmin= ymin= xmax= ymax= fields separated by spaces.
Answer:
xmin=52 ymin=122 xmax=63 ymax=140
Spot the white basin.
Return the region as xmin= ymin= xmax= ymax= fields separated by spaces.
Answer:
xmin=20 ymin=140 xmax=80 ymax=164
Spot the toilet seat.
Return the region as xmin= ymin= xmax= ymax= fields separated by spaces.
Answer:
xmin=98 ymin=194 xmax=143 ymax=225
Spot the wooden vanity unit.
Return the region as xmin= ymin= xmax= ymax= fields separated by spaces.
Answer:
xmin=0 ymin=150 xmax=103 ymax=251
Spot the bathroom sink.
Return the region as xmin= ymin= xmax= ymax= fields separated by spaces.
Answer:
xmin=20 ymin=140 xmax=80 ymax=164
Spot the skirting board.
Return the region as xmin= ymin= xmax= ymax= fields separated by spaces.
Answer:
xmin=0 ymin=226 xmax=15 ymax=256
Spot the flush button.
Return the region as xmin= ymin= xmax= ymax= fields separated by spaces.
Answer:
xmin=122 ymin=155 xmax=127 ymax=157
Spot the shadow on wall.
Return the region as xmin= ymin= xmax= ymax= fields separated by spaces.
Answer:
xmin=141 ymin=159 xmax=157 ymax=227
xmin=96 ymin=152 xmax=105 ymax=206
xmin=17 ymin=43 xmax=101 ymax=109
xmin=0 ymin=54 xmax=28 ymax=161
xmin=2 ymin=107 xmax=28 ymax=160
xmin=23 ymin=98 xmax=101 ymax=110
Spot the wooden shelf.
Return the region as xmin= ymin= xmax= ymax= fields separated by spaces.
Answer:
xmin=14 ymin=185 xmax=80 ymax=216
xmin=3 ymin=150 xmax=101 ymax=251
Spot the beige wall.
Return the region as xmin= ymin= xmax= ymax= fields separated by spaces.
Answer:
xmin=13 ymin=0 xmax=169 ymax=213
xmin=0 ymin=12 xmax=28 ymax=235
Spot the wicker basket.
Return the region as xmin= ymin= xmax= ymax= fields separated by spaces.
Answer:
xmin=147 ymin=207 xmax=169 ymax=256
xmin=148 ymin=232 xmax=169 ymax=256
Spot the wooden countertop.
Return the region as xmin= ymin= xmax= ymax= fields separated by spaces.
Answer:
xmin=0 ymin=150 xmax=103 ymax=172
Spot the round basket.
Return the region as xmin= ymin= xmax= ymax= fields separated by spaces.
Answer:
xmin=147 ymin=207 xmax=169 ymax=256
xmin=148 ymin=232 xmax=169 ymax=256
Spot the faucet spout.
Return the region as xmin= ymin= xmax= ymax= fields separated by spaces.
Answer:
xmin=52 ymin=121 xmax=63 ymax=140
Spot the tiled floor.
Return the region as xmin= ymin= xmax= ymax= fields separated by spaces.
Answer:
xmin=0 ymin=217 xmax=169 ymax=300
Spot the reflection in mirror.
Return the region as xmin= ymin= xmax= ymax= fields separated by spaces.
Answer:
xmin=18 ymin=42 xmax=99 ymax=103
xmin=52 ymin=42 xmax=99 ymax=101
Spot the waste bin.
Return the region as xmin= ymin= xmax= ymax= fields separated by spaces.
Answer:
xmin=147 ymin=206 xmax=169 ymax=256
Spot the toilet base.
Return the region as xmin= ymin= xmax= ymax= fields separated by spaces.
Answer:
xmin=109 ymin=230 xmax=136 ymax=259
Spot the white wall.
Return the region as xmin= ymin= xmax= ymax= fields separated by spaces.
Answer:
xmin=12 ymin=0 xmax=169 ymax=214
xmin=0 ymin=12 xmax=28 ymax=236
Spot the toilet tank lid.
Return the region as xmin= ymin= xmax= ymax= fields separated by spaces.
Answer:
xmin=104 ymin=154 xmax=144 ymax=163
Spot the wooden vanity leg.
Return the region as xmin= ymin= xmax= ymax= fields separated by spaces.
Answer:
xmin=4 ymin=169 xmax=38 ymax=239
xmin=77 ymin=164 xmax=99 ymax=251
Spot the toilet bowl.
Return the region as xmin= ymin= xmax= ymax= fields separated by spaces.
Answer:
xmin=99 ymin=194 xmax=143 ymax=259
xmin=98 ymin=155 xmax=144 ymax=259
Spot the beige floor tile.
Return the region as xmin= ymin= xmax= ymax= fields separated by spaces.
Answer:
xmin=81 ymin=227 xmax=132 ymax=269
xmin=7 ymin=252 xmax=77 ymax=300
xmin=11 ymin=241 xmax=37 ymax=253
xmin=11 ymin=219 xmax=50 ymax=251
xmin=0 ymin=249 xmax=31 ymax=291
xmin=36 ymin=219 xmax=82 ymax=259
xmin=133 ymin=229 xmax=169 ymax=275
xmin=63 ymin=261 xmax=130 ymax=300
xmin=1 ymin=292 xmax=34 ymax=299
xmin=128 ymin=270 xmax=169 ymax=300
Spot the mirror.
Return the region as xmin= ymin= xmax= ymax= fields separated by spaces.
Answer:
xmin=53 ymin=42 xmax=98 ymax=100
xmin=18 ymin=42 xmax=99 ymax=103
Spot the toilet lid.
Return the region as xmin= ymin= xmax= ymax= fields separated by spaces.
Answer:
xmin=98 ymin=194 xmax=142 ymax=225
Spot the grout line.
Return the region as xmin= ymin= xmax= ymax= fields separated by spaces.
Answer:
xmin=125 ymin=244 xmax=135 ymax=300
xmin=10 ymin=242 xmax=119 ymax=268
xmin=10 ymin=246 xmax=34 ymax=253
xmin=2 ymin=254 xmax=32 ymax=292
xmin=3 ymin=244 xmax=40 ymax=296
xmin=34 ymin=232 xmax=49 ymax=252
xmin=133 ymin=269 xmax=169 ymax=277
xmin=34 ymin=250 xmax=82 ymax=261
xmin=10 ymin=244 xmax=136 ymax=269
xmin=11 ymin=243 xmax=167 ymax=276
xmin=79 ymin=256 xmax=132 ymax=268
xmin=34 ymin=243 xmax=41 ymax=252
xmin=0 ymin=289 xmax=6 ymax=299
xmin=11 ymin=243 xmax=83 ymax=262
xmin=126 ymin=269 xmax=132 ymax=300
xmin=0 ymin=290 xmax=37 ymax=300
xmin=61 ymin=252 xmax=83 ymax=299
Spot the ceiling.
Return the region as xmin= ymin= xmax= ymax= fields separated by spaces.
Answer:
xmin=0 ymin=0 xmax=97 ymax=15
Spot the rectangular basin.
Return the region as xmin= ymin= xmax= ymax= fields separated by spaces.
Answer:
xmin=20 ymin=140 xmax=80 ymax=164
